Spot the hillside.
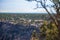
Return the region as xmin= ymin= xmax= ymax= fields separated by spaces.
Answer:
xmin=0 ymin=22 xmax=40 ymax=40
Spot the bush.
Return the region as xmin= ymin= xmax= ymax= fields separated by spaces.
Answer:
xmin=40 ymin=21 xmax=59 ymax=40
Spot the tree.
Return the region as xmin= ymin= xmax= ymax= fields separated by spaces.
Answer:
xmin=26 ymin=0 xmax=60 ymax=28
xmin=40 ymin=21 xmax=59 ymax=40
xmin=38 ymin=0 xmax=60 ymax=38
xmin=26 ymin=0 xmax=60 ymax=39
xmin=31 ymin=0 xmax=60 ymax=38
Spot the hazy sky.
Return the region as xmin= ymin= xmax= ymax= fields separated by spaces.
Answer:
xmin=0 ymin=0 xmax=56 ymax=13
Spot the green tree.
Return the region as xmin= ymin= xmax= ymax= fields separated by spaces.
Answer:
xmin=46 ymin=22 xmax=59 ymax=40
xmin=40 ymin=21 xmax=59 ymax=40
xmin=33 ymin=0 xmax=60 ymax=39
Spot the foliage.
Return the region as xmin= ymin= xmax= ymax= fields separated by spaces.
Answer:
xmin=40 ymin=21 xmax=59 ymax=40
xmin=0 ymin=13 xmax=49 ymax=20
xmin=31 ymin=30 xmax=40 ymax=40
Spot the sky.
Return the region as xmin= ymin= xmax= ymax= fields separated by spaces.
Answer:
xmin=0 ymin=0 xmax=56 ymax=13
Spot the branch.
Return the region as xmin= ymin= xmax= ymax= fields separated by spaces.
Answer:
xmin=44 ymin=7 xmax=58 ymax=26
xmin=40 ymin=1 xmax=58 ymax=26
